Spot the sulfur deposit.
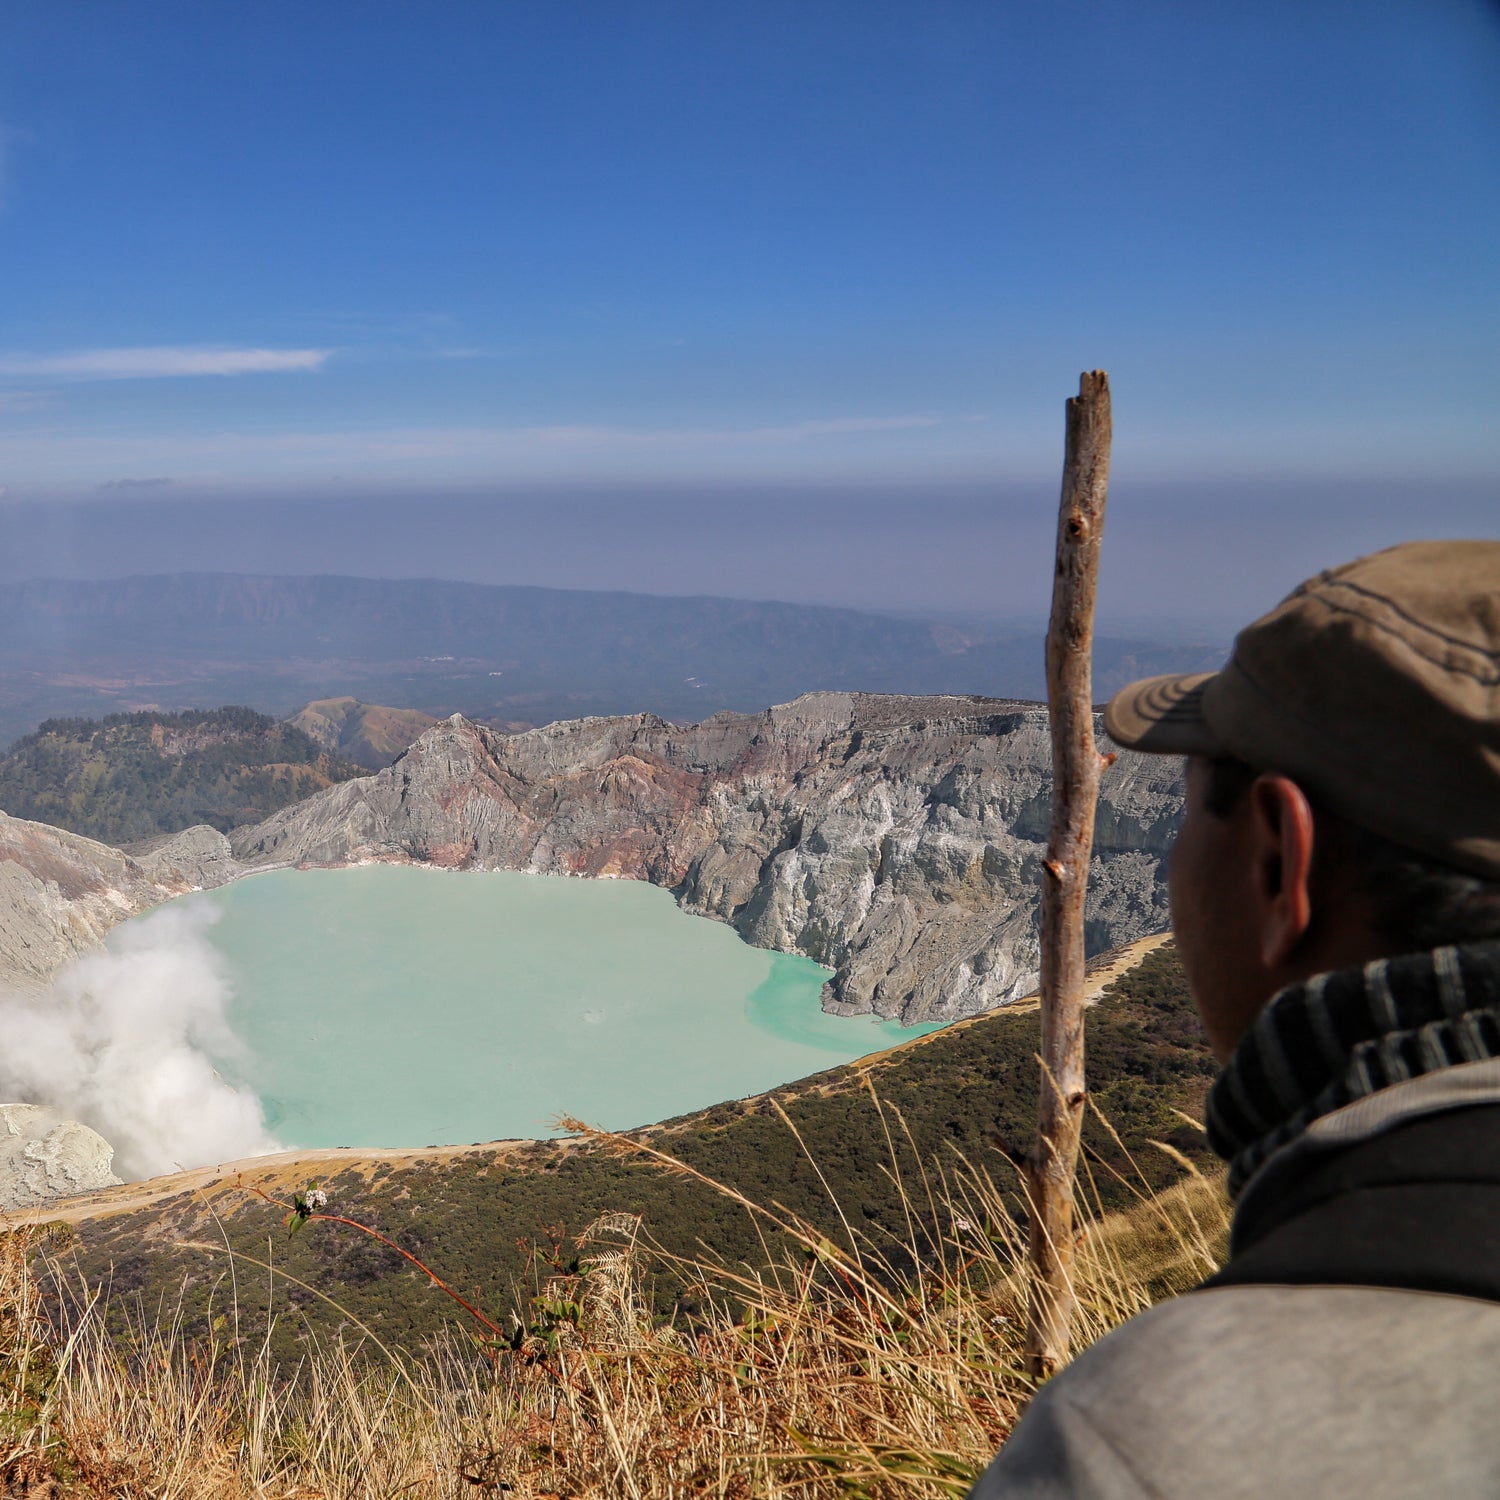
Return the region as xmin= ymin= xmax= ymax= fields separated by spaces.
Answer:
xmin=0 ymin=1103 xmax=122 ymax=1210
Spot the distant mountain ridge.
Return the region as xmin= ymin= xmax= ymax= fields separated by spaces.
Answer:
xmin=0 ymin=572 xmax=1225 ymax=745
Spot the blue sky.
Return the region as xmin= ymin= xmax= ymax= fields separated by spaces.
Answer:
xmin=0 ymin=1 xmax=1495 ymax=621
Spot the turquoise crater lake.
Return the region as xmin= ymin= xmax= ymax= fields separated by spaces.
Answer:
xmin=131 ymin=866 xmax=937 ymax=1149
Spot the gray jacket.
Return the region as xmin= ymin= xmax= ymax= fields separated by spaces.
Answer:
xmin=971 ymin=943 xmax=1500 ymax=1499
xmin=969 ymin=1282 xmax=1500 ymax=1499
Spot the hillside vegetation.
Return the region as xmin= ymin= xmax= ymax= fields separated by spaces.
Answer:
xmin=287 ymin=696 xmax=441 ymax=770
xmin=0 ymin=706 xmax=366 ymax=844
xmin=5 ymin=942 xmax=1226 ymax=1497
xmin=62 ymin=943 xmax=1216 ymax=1354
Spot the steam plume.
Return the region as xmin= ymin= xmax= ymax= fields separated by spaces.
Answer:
xmin=0 ymin=901 xmax=279 ymax=1179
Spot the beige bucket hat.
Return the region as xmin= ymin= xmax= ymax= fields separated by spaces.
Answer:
xmin=1102 ymin=540 xmax=1500 ymax=879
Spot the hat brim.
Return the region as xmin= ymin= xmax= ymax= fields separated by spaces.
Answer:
xmin=1102 ymin=671 xmax=1226 ymax=756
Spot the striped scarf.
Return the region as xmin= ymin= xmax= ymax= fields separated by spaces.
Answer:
xmin=1206 ymin=941 xmax=1500 ymax=1196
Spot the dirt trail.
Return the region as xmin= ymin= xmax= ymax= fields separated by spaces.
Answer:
xmin=0 ymin=1139 xmax=553 ymax=1230
xmin=2 ymin=931 xmax=1172 ymax=1232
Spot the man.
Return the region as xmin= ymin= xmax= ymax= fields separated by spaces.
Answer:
xmin=970 ymin=539 xmax=1500 ymax=1499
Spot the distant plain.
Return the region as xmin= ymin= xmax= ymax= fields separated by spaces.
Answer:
xmin=0 ymin=571 xmax=1225 ymax=745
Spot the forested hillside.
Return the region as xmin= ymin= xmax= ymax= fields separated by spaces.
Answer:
xmin=0 ymin=706 xmax=366 ymax=843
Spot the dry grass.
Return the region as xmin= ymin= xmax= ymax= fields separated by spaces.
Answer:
xmin=0 ymin=1104 xmax=1228 ymax=1499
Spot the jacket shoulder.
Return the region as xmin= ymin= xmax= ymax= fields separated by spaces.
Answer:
xmin=969 ymin=1284 xmax=1500 ymax=1500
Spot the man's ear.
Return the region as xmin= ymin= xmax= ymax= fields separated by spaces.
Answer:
xmin=1247 ymin=774 xmax=1318 ymax=970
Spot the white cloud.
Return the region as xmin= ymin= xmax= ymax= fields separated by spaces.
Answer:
xmin=0 ymin=389 xmax=50 ymax=412
xmin=755 ymin=416 xmax=942 ymax=438
xmin=0 ymin=413 xmax=994 ymax=489
xmin=0 ymin=345 xmax=332 ymax=380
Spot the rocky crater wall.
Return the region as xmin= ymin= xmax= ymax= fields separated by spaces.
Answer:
xmin=0 ymin=693 xmax=1183 ymax=1024
xmin=229 ymin=693 xmax=1184 ymax=1022
xmin=0 ymin=812 xmax=214 ymax=988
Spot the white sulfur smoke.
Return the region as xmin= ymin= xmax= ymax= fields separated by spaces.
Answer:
xmin=0 ymin=900 xmax=280 ymax=1180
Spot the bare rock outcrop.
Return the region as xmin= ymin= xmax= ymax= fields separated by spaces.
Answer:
xmin=126 ymin=824 xmax=241 ymax=890
xmin=0 ymin=810 xmax=233 ymax=989
xmin=0 ymin=694 xmax=1184 ymax=1023
xmin=232 ymin=693 xmax=1183 ymax=1022
xmin=0 ymin=1103 xmax=122 ymax=1210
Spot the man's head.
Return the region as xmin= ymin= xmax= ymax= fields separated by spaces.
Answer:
xmin=1104 ymin=540 xmax=1500 ymax=1061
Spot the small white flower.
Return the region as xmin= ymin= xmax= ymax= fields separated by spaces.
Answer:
xmin=306 ymin=1189 xmax=328 ymax=1211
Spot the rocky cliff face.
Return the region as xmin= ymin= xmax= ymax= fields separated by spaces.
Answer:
xmin=0 ymin=693 xmax=1184 ymax=1023
xmin=0 ymin=810 xmax=228 ymax=988
xmin=0 ymin=1103 xmax=122 ymax=1210
xmin=232 ymin=693 xmax=1183 ymax=1022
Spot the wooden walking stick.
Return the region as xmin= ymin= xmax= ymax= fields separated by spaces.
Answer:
xmin=1023 ymin=369 xmax=1112 ymax=1381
